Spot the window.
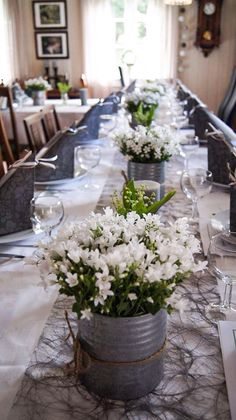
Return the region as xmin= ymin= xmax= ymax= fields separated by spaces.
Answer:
xmin=111 ymin=0 xmax=151 ymax=79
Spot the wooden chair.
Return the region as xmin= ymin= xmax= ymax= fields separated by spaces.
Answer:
xmin=0 ymin=112 xmax=15 ymax=166
xmin=0 ymin=149 xmax=7 ymax=178
xmin=23 ymin=113 xmax=47 ymax=152
xmin=41 ymin=104 xmax=61 ymax=141
xmin=0 ymin=85 xmax=19 ymax=159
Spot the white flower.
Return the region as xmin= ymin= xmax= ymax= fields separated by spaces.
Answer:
xmin=32 ymin=209 xmax=206 ymax=319
xmin=113 ymin=125 xmax=180 ymax=163
xmin=81 ymin=308 xmax=92 ymax=320
xmin=25 ymin=76 xmax=51 ymax=91
xmin=147 ymin=297 xmax=154 ymax=303
xmin=128 ymin=293 xmax=137 ymax=301
xmin=65 ymin=272 xmax=78 ymax=287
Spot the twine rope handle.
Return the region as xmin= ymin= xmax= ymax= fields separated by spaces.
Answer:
xmin=64 ymin=310 xmax=91 ymax=375
xmin=9 ymin=150 xmax=56 ymax=170
xmin=88 ymin=339 xmax=166 ymax=367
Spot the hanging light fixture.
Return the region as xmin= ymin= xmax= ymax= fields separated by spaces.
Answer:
xmin=164 ymin=0 xmax=192 ymax=5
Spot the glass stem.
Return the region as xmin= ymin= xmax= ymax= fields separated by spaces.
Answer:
xmin=191 ymin=199 xmax=198 ymax=220
xmin=184 ymin=156 xmax=188 ymax=170
xmin=221 ymin=280 xmax=232 ymax=310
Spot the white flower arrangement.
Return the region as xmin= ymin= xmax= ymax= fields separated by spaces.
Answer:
xmin=142 ymin=81 xmax=166 ymax=96
xmin=30 ymin=208 xmax=206 ymax=320
xmin=125 ymin=89 xmax=160 ymax=113
xmin=25 ymin=76 xmax=51 ymax=91
xmin=113 ymin=125 xmax=180 ymax=163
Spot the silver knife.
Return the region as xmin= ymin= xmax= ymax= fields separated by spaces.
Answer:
xmin=0 ymin=253 xmax=25 ymax=259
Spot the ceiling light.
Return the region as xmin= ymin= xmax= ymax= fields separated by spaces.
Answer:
xmin=164 ymin=0 xmax=192 ymax=5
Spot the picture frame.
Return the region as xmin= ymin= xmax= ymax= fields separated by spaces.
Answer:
xmin=35 ymin=31 xmax=69 ymax=59
xmin=33 ymin=1 xmax=67 ymax=29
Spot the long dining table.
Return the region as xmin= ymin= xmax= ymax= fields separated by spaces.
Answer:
xmin=0 ymin=117 xmax=236 ymax=419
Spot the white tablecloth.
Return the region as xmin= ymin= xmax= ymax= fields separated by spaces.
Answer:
xmin=2 ymin=98 xmax=99 ymax=145
xmin=0 ymin=143 xmax=117 ymax=420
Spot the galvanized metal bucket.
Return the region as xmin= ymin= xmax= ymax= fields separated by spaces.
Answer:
xmin=32 ymin=90 xmax=46 ymax=106
xmin=127 ymin=161 xmax=165 ymax=198
xmin=78 ymin=310 xmax=167 ymax=400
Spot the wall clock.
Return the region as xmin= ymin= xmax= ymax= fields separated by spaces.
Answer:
xmin=195 ymin=0 xmax=223 ymax=57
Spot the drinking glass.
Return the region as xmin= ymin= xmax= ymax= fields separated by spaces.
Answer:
xmin=99 ymin=115 xmax=117 ymax=145
xmin=180 ymin=135 xmax=199 ymax=170
xmin=74 ymin=145 xmax=101 ymax=189
xmin=30 ymin=193 xmax=64 ymax=238
xmin=180 ymin=168 xmax=213 ymax=223
xmin=206 ymin=231 xmax=236 ymax=322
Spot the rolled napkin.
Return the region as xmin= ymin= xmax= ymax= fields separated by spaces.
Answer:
xmin=134 ymin=180 xmax=160 ymax=201
xmin=0 ymin=153 xmax=34 ymax=236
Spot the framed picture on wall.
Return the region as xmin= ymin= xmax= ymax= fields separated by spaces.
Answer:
xmin=33 ymin=1 xmax=67 ymax=29
xmin=35 ymin=31 xmax=69 ymax=59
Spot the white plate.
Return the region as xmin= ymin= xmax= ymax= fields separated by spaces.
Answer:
xmin=209 ymin=209 xmax=230 ymax=236
xmin=0 ymin=229 xmax=34 ymax=244
xmin=35 ymin=173 xmax=87 ymax=187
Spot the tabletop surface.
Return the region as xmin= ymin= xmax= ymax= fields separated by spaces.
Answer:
xmin=13 ymin=98 xmax=99 ymax=114
xmin=0 ymin=136 xmax=235 ymax=419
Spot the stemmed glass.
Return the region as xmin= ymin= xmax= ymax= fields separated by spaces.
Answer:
xmin=99 ymin=114 xmax=117 ymax=146
xmin=30 ymin=193 xmax=64 ymax=238
xmin=180 ymin=135 xmax=199 ymax=170
xmin=74 ymin=145 xmax=101 ymax=189
xmin=180 ymin=168 xmax=213 ymax=224
xmin=206 ymin=231 xmax=236 ymax=322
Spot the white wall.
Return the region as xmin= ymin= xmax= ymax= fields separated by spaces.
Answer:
xmin=17 ymin=0 xmax=82 ymax=87
xmin=16 ymin=0 xmax=236 ymax=110
xmin=179 ymin=0 xmax=236 ymax=113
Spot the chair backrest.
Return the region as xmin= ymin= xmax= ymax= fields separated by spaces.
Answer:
xmin=0 ymin=149 xmax=7 ymax=178
xmin=23 ymin=112 xmax=47 ymax=152
xmin=218 ymin=66 xmax=236 ymax=120
xmin=0 ymin=86 xmax=19 ymax=159
xmin=41 ymin=104 xmax=61 ymax=141
xmin=0 ymin=112 xmax=15 ymax=166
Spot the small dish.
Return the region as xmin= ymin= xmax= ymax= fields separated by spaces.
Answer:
xmin=35 ymin=173 xmax=87 ymax=187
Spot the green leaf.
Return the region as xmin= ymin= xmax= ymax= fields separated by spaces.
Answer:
xmin=147 ymin=190 xmax=176 ymax=213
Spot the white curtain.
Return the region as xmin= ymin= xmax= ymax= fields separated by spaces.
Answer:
xmin=81 ymin=0 xmax=116 ymax=98
xmin=81 ymin=0 xmax=178 ymax=96
xmin=0 ymin=0 xmax=22 ymax=84
xmin=138 ymin=0 xmax=178 ymax=80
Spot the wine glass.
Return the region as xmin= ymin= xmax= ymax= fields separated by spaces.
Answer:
xmin=30 ymin=193 xmax=64 ymax=238
xmin=99 ymin=114 xmax=117 ymax=146
xmin=180 ymin=168 xmax=213 ymax=224
xmin=206 ymin=231 xmax=236 ymax=322
xmin=180 ymin=135 xmax=199 ymax=170
xmin=74 ymin=145 xmax=101 ymax=189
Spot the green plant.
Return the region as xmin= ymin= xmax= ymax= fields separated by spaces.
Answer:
xmin=113 ymin=178 xmax=176 ymax=217
xmin=57 ymin=82 xmax=71 ymax=94
xmin=133 ymin=102 xmax=157 ymax=127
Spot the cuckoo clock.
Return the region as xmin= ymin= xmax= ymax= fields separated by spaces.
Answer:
xmin=195 ymin=0 xmax=223 ymax=57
